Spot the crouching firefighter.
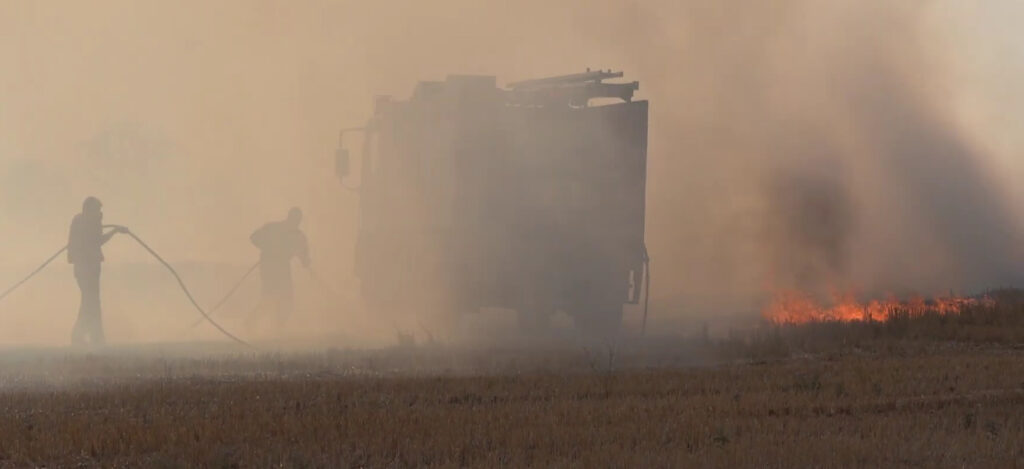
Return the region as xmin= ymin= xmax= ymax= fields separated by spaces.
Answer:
xmin=250 ymin=207 xmax=311 ymax=322
xmin=67 ymin=196 xmax=128 ymax=345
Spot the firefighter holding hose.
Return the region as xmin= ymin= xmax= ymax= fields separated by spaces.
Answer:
xmin=67 ymin=196 xmax=128 ymax=345
xmin=250 ymin=207 xmax=311 ymax=323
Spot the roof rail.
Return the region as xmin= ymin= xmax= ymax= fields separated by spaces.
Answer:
xmin=507 ymin=69 xmax=624 ymax=89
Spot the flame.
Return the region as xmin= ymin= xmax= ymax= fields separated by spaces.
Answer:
xmin=762 ymin=289 xmax=995 ymax=324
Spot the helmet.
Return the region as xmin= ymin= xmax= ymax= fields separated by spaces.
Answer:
xmin=82 ymin=196 xmax=102 ymax=212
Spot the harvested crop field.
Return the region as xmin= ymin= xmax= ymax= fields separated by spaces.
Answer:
xmin=0 ymin=340 xmax=1022 ymax=468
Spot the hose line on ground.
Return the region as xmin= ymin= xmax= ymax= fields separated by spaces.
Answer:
xmin=113 ymin=228 xmax=255 ymax=349
xmin=307 ymin=267 xmax=346 ymax=303
xmin=187 ymin=264 xmax=344 ymax=332
xmin=186 ymin=261 xmax=260 ymax=330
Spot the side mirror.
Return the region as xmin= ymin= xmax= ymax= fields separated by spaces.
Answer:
xmin=335 ymin=147 xmax=350 ymax=180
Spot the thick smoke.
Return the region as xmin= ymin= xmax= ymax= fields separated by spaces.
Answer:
xmin=762 ymin=156 xmax=855 ymax=299
xmin=0 ymin=1 xmax=1021 ymax=345
xmin=584 ymin=1 xmax=1024 ymax=315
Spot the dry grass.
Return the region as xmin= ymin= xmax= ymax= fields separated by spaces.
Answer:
xmin=0 ymin=291 xmax=1021 ymax=467
xmin=0 ymin=340 xmax=1022 ymax=468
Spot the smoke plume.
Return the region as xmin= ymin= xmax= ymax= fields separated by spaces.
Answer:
xmin=0 ymin=0 xmax=1021 ymax=344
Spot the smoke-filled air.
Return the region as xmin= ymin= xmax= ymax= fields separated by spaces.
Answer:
xmin=1 ymin=0 xmax=1022 ymax=346
xmin=6 ymin=2 xmax=1024 ymax=467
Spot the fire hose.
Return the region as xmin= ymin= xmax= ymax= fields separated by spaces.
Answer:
xmin=4 ymin=227 xmax=648 ymax=341
xmin=0 ymin=225 xmax=254 ymax=349
xmin=186 ymin=261 xmax=260 ymax=329
xmin=185 ymin=264 xmax=345 ymax=331
xmin=307 ymin=267 xmax=346 ymax=303
xmin=0 ymin=246 xmax=67 ymax=303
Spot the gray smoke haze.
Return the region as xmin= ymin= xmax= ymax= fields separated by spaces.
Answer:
xmin=0 ymin=0 xmax=1021 ymax=345
xmin=586 ymin=1 xmax=1024 ymax=314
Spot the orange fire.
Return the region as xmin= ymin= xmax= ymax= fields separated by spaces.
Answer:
xmin=762 ymin=290 xmax=995 ymax=324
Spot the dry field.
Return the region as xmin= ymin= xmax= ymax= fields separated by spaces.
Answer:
xmin=0 ymin=337 xmax=1021 ymax=468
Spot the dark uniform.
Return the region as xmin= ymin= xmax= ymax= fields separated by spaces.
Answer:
xmin=67 ymin=198 xmax=120 ymax=345
xmin=250 ymin=211 xmax=310 ymax=320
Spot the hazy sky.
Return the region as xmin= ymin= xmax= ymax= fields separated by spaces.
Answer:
xmin=945 ymin=1 xmax=1024 ymax=202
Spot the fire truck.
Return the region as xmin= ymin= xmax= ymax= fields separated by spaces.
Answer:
xmin=336 ymin=70 xmax=649 ymax=333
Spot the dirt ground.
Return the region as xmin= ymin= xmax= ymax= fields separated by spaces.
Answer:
xmin=0 ymin=340 xmax=1021 ymax=468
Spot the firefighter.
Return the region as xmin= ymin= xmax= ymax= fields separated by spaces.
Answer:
xmin=250 ymin=207 xmax=311 ymax=321
xmin=67 ymin=196 xmax=128 ymax=345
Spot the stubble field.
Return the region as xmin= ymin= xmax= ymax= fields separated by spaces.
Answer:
xmin=0 ymin=337 xmax=1022 ymax=468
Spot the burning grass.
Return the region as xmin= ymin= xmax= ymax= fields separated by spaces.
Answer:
xmin=762 ymin=290 xmax=996 ymax=324
xmin=762 ymin=288 xmax=1023 ymax=324
xmin=721 ymin=288 xmax=1024 ymax=360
